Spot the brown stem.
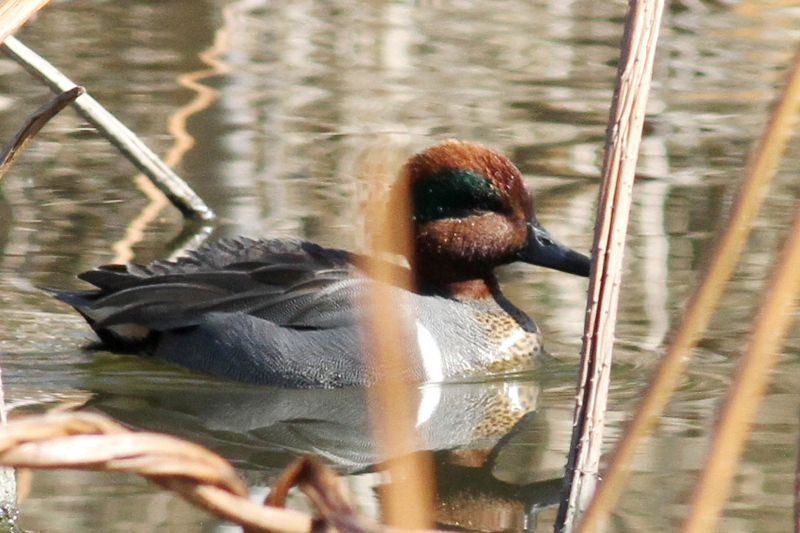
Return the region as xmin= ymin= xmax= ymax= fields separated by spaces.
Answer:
xmin=679 ymin=204 xmax=800 ymax=532
xmin=574 ymin=41 xmax=800 ymax=533
xmin=555 ymin=0 xmax=666 ymax=531
xmin=0 ymin=86 xmax=84 ymax=182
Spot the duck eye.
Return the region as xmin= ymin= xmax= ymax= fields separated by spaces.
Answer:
xmin=411 ymin=169 xmax=505 ymax=223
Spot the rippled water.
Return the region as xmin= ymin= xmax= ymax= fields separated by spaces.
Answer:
xmin=1 ymin=1 xmax=800 ymax=532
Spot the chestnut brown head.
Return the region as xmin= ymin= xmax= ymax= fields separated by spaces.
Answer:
xmin=391 ymin=140 xmax=590 ymax=289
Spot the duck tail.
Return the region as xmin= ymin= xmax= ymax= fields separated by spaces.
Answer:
xmin=44 ymin=287 xmax=155 ymax=352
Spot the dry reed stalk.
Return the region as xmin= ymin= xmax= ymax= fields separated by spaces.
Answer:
xmin=1 ymin=35 xmax=215 ymax=221
xmin=678 ymin=208 xmax=800 ymax=531
xmin=0 ymin=1 xmax=47 ymax=508
xmin=0 ymin=411 xmax=452 ymax=533
xmin=0 ymin=412 xmax=312 ymax=533
xmin=266 ymin=457 xmax=382 ymax=533
xmin=796 ymin=420 xmax=800 ymax=533
xmin=574 ymin=43 xmax=800 ymax=533
xmin=0 ymin=86 xmax=83 ymax=181
xmin=360 ymin=148 xmax=434 ymax=530
xmin=554 ymin=0 xmax=666 ymax=531
xmin=0 ymin=0 xmax=48 ymax=42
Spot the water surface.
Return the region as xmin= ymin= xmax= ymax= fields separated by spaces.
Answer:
xmin=1 ymin=1 xmax=799 ymax=532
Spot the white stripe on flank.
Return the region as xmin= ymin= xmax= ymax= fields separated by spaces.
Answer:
xmin=414 ymin=321 xmax=443 ymax=427
xmin=416 ymin=383 xmax=442 ymax=427
xmin=415 ymin=321 xmax=444 ymax=381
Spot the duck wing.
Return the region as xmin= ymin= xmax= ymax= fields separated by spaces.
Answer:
xmin=54 ymin=238 xmax=366 ymax=335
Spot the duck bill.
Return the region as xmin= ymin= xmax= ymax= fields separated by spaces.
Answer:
xmin=518 ymin=221 xmax=591 ymax=277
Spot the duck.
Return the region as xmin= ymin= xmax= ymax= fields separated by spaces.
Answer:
xmin=53 ymin=140 xmax=591 ymax=388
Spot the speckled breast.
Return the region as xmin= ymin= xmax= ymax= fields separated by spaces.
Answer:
xmin=472 ymin=310 xmax=542 ymax=373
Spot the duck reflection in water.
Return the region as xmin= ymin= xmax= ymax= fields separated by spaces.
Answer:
xmin=86 ymin=373 xmax=563 ymax=532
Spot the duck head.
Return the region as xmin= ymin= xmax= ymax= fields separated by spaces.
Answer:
xmin=393 ymin=140 xmax=591 ymax=297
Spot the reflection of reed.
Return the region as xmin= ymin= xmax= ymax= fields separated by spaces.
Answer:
xmin=111 ymin=6 xmax=235 ymax=263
